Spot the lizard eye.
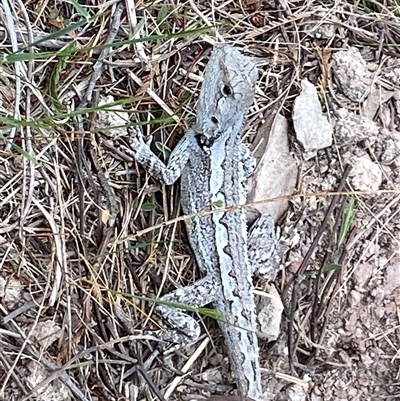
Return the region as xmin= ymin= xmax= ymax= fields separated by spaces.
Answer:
xmin=221 ymin=84 xmax=233 ymax=97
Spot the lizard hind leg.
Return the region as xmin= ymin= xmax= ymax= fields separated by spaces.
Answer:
xmin=155 ymin=274 xmax=220 ymax=345
xmin=116 ymin=274 xmax=220 ymax=347
xmin=248 ymin=213 xmax=277 ymax=279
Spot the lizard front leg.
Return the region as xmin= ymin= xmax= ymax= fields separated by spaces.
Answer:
xmin=124 ymin=127 xmax=197 ymax=185
xmin=239 ymin=142 xmax=257 ymax=178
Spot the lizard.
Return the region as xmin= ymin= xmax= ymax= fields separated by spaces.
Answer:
xmin=121 ymin=44 xmax=276 ymax=401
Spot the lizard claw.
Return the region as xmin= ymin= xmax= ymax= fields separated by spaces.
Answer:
xmin=127 ymin=126 xmax=140 ymax=137
xmin=128 ymin=126 xmax=153 ymax=150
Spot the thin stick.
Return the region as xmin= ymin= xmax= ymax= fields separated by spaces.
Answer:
xmin=164 ymin=337 xmax=210 ymax=399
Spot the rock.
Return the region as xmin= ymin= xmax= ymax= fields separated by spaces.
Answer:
xmin=292 ymin=79 xmax=333 ymax=152
xmin=353 ymin=262 xmax=374 ymax=289
xmin=305 ymin=7 xmax=339 ymax=39
xmin=256 ymin=284 xmax=284 ymax=342
xmin=348 ymin=154 xmax=382 ymax=191
xmin=0 ymin=276 xmax=24 ymax=309
xmin=287 ymin=383 xmax=307 ymax=401
xmin=362 ymin=87 xmax=394 ymax=119
xmin=334 ymin=108 xmax=379 ymax=146
xmin=26 ymin=361 xmax=71 ymax=401
xmin=333 ymin=48 xmax=373 ymax=102
xmin=29 ymin=320 xmax=63 ymax=349
xmin=384 ymin=259 xmax=400 ymax=296
xmin=94 ymin=95 xmax=128 ymax=137
xmin=248 ymin=113 xmax=297 ymax=222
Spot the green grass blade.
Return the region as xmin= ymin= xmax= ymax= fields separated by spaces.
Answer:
xmin=21 ymin=19 xmax=88 ymax=50
xmin=69 ymin=0 xmax=91 ymax=20
xmin=49 ymin=45 xmax=76 ymax=113
xmin=0 ymin=131 xmax=38 ymax=163
xmin=2 ymin=26 xmax=210 ymax=63
xmin=338 ymin=197 xmax=357 ymax=248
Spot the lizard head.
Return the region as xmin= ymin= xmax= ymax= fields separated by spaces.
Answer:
xmin=195 ymin=45 xmax=258 ymax=143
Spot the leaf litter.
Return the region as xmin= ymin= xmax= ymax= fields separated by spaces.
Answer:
xmin=0 ymin=1 xmax=400 ymax=401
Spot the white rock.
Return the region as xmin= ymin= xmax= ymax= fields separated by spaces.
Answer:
xmin=349 ymin=155 xmax=382 ymax=191
xmin=293 ymin=79 xmax=333 ymax=152
xmin=333 ymin=48 xmax=373 ymax=102
xmin=256 ymin=284 xmax=283 ymax=342
xmin=248 ymin=113 xmax=297 ymax=222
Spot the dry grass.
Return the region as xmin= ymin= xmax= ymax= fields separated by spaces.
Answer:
xmin=1 ymin=0 xmax=400 ymax=400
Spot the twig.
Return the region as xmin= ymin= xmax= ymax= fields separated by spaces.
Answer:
xmin=31 ymin=198 xmax=65 ymax=306
xmin=125 ymin=0 xmax=150 ymax=65
xmin=164 ymin=337 xmax=210 ymax=399
xmin=2 ymin=0 xmax=21 ymax=151
xmin=286 ymin=164 xmax=352 ymax=373
xmin=80 ymin=2 xmax=125 ymax=108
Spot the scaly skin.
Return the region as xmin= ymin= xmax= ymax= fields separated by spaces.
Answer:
xmin=122 ymin=45 xmax=275 ymax=400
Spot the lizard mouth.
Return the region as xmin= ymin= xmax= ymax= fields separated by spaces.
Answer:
xmin=194 ymin=131 xmax=221 ymax=149
xmin=193 ymin=122 xmax=224 ymax=150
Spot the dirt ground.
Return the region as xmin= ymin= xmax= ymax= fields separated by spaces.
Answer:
xmin=0 ymin=1 xmax=400 ymax=400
